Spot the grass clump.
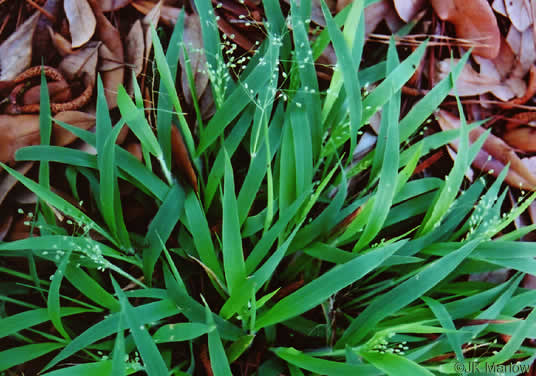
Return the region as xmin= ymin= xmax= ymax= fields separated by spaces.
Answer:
xmin=1 ymin=0 xmax=536 ymax=375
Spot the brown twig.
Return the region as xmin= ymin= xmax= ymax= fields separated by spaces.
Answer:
xmin=25 ymin=0 xmax=55 ymax=22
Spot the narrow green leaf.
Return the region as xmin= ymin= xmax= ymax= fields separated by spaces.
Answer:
xmin=255 ymin=241 xmax=404 ymax=329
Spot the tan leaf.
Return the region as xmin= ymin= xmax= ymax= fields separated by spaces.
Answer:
xmin=436 ymin=110 xmax=536 ymax=190
xmin=53 ymin=111 xmax=96 ymax=146
xmin=393 ymin=0 xmax=426 ymax=22
xmin=131 ymin=0 xmax=181 ymax=26
xmin=361 ymin=0 xmax=401 ymax=35
xmin=430 ymin=0 xmax=500 ymax=59
xmin=59 ymin=42 xmax=100 ymax=83
xmin=506 ymin=26 xmax=536 ymax=76
xmin=47 ymin=26 xmax=73 ymax=56
xmin=0 ymin=214 xmax=13 ymax=242
xmin=180 ymin=13 xmax=209 ymax=107
xmin=170 ymin=125 xmax=198 ymax=192
xmin=87 ymin=0 xmax=125 ymax=108
xmin=0 ymin=115 xmax=40 ymax=163
xmin=142 ymin=0 xmax=162 ymax=69
xmin=438 ymin=44 xmax=527 ymax=101
xmin=101 ymin=0 xmax=132 ymax=11
xmin=505 ymin=0 xmax=532 ymax=32
xmin=437 ymin=59 xmax=518 ymax=100
xmin=125 ymin=20 xmax=145 ymax=77
xmin=64 ymin=0 xmax=97 ymax=48
xmin=0 ymin=162 xmax=33 ymax=207
xmin=492 ymin=0 xmax=507 ymax=16
xmin=0 ymin=13 xmax=39 ymax=81
xmin=22 ymin=81 xmax=72 ymax=105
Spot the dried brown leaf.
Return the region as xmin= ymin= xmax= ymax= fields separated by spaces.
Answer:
xmin=180 ymin=13 xmax=209 ymax=106
xmin=0 ymin=13 xmax=39 ymax=81
xmin=64 ymin=0 xmax=97 ymax=48
xmin=430 ymin=0 xmax=500 ymax=58
xmin=0 ymin=214 xmax=13 ymax=242
xmin=0 ymin=115 xmax=40 ymax=163
xmin=87 ymin=0 xmax=125 ymax=108
xmin=505 ymin=0 xmax=532 ymax=32
xmin=393 ymin=0 xmax=426 ymax=22
xmin=53 ymin=111 xmax=96 ymax=146
xmin=437 ymin=52 xmax=526 ymax=100
xmin=0 ymin=162 xmax=33 ymax=207
xmin=101 ymin=0 xmax=132 ymax=11
xmin=48 ymin=26 xmax=73 ymax=56
xmin=125 ymin=20 xmax=144 ymax=77
xmin=436 ymin=110 xmax=536 ymax=190
xmin=506 ymin=26 xmax=536 ymax=76
xmin=22 ymin=81 xmax=72 ymax=105
xmin=358 ymin=0 xmax=401 ymax=35
xmin=131 ymin=0 xmax=181 ymax=26
xmin=59 ymin=42 xmax=100 ymax=83
xmin=170 ymin=125 xmax=198 ymax=192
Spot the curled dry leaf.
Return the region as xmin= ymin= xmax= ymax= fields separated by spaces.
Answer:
xmin=125 ymin=20 xmax=144 ymax=77
xmin=437 ymin=48 xmax=526 ymax=101
xmin=436 ymin=110 xmax=536 ymax=190
xmin=360 ymin=0 xmax=401 ymax=35
xmin=64 ymin=0 xmax=97 ymax=48
xmin=0 ymin=214 xmax=13 ymax=242
xmin=131 ymin=0 xmax=181 ymax=26
xmin=101 ymin=0 xmax=132 ymax=12
xmin=0 ymin=162 xmax=33 ymax=207
xmin=0 ymin=111 xmax=96 ymax=163
xmin=505 ymin=26 xmax=536 ymax=76
xmin=393 ymin=0 xmax=426 ymax=22
xmin=88 ymin=0 xmax=125 ymax=108
xmin=505 ymin=0 xmax=532 ymax=32
xmin=53 ymin=111 xmax=96 ymax=146
xmin=59 ymin=42 xmax=100 ymax=83
xmin=430 ymin=0 xmax=500 ymax=59
xmin=48 ymin=27 xmax=74 ymax=56
xmin=141 ymin=0 xmax=162 ymax=79
xmin=0 ymin=115 xmax=41 ymax=163
xmin=170 ymin=125 xmax=198 ymax=192
xmin=180 ymin=13 xmax=209 ymax=108
xmin=0 ymin=12 xmax=39 ymax=81
xmin=22 ymin=81 xmax=72 ymax=105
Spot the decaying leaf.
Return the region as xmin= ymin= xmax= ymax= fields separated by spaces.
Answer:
xmin=59 ymin=42 xmax=100 ymax=83
xmin=21 ymin=81 xmax=72 ymax=105
xmin=53 ymin=111 xmax=96 ymax=146
xmin=0 ymin=13 xmax=39 ymax=81
xmin=180 ymin=13 xmax=209 ymax=107
xmin=131 ymin=0 xmax=181 ymax=26
xmin=0 ymin=215 xmax=13 ymax=242
xmin=505 ymin=26 xmax=536 ymax=76
xmin=125 ymin=20 xmax=145 ymax=77
xmin=64 ymin=0 xmax=97 ymax=48
xmin=101 ymin=0 xmax=132 ymax=12
xmin=505 ymin=0 xmax=532 ymax=32
xmin=0 ymin=111 xmax=95 ymax=164
xmin=437 ymin=40 xmax=527 ymax=101
xmin=360 ymin=0 xmax=401 ymax=35
xmin=88 ymin=0 xmax=125 ymax=108
xmin=437 ymin=110 xmax=536 ymax=190
xmin=141 ymin=0 xmax=162 ymax=80
xmin=171 ymin=125 xmax=198 ymax=192
xmin=430 ymin=0 xmax=500 ymax=59
xmin=48 ymin=27 xmax=74 ymax=56
xmin=0 ymin=115 xmax=41 ymax=163
xmin=393 ymin=0 xmax=426 ymax=22
xmin=0 ymin=162 xmax=33 ymax=207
